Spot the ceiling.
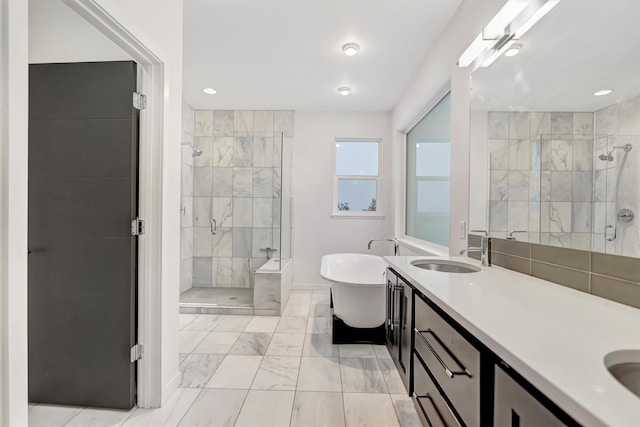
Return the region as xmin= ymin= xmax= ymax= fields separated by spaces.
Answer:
xmin=182 ymin=0 xmax=462 ymax=111
xmin=471 ymin=0 xmax=640 ymax=112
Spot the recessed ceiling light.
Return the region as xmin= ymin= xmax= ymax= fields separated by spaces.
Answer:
xmin=342 ymin=43 xmax=360 ymax=56
xmin=504 ymin=43 xmax=522 ymax=57
xmin=338 ymin=87 xmax=351 ymax=96
xmin=593 ymin=89 xmax=613 ymax=97
xmin=202 ymin=88 xmax=217 ymax=95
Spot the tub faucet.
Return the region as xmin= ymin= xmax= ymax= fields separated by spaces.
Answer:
xmin=368 ymin=238 xmax=400 ymax=256
xmin=459 ymin=235 xmax=491 ymax=267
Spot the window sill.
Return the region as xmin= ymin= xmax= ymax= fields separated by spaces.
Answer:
xmin=331 ymin=213 xmax=385 ymax=219
xmin=397 ymin=235 xmax=449 ymax=257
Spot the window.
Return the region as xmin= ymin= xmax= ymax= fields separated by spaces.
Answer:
xmin=406 ymin=93 xmax=451 ymax=246
xmin=334 ymin=139 xmax=381 ymax=216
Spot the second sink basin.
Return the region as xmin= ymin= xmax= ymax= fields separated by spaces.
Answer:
xmin=410 ymin=259 xmax=480 ymax=273
xmin=605 ymin=350 xmax=640 ymax=399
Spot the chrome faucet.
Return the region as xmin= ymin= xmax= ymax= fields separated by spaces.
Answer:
xmin=460 ymin=232 xmax=491 ymax=267
xmin=368 ymin=238 xmax=400 ymax=256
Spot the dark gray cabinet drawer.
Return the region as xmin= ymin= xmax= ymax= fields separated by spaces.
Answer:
xmin=413 ymin=354 xmax=461 ymax=427
xmin=494 ymin=366 xmax=568 ymax=427
xmin=414 ymin=295 xmax=480 ymax=426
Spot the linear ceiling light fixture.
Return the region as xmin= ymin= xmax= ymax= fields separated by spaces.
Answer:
xmin=458 ymin=0 xmax=560 ymax=69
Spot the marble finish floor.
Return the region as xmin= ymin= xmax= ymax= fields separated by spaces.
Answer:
xmin=29 ymin=290 xmax=421 ymax=427
xmin=180 ymin=287 xmax=254 ymax=307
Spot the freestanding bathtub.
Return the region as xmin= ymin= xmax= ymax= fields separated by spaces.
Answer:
xmin=320 ymin=253 xmax=387 ymax=329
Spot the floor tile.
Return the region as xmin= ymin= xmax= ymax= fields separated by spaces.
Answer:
xmin=311 ymin=293 xmax=331 ymax=305
xmin=302 ymin=333 xmax=339 ymax=358
xmin=213 ymin=315 xmax=253 ymax=332
xmin=251 ymin=356 xmax=301 ymax=390
xmin=228 ymin=332 xmax=272 ymax=355
xmin=177 ymin=388 xmax=247 ymax=427
xmin=178 ymin=330 xmax=208 ymax=353
xmin=296 ymin=357 xmax=342 ymax=392
xmin=179 ymin=314 xmax=196 ymax=330
xmin=180 ymin=314 xmax=224 ymax=331
xmin=339 ymin=344 xmax=376 ymax=358
xmin=343 ymin=393 xmax=400 ymax=427
xmin=309 ymin=304 xmax=331 ymax=317
xmin=390 ymin=394 xmax=422 ymax=427
xmin=64 ymin=407 xmax=135 ymax=427
xmin=282 ymin=294 xmax=311 ymax=317
xmin=28 ymin=403 xmax=84 ymax=427
xmin=275 ymin=316 xmax=307 ymax=333
xmin=192 ymin=332 xmax=240 ymax=354
xmin=179 ymin=353 xmax=189 ymax=364
xmin=290 ymin=391 xmax=345 ymax=427
xmin=266 ymin=333 xmax=305 ymax=356
xmin=245 ymin=316 xmax=280 ymax=333
xmin=340 ymin=358 xmax=387 ymax=393
xmin=234 ymin=390 xmax=295 ymax=427
xmin=121 ymin=388 xmax=200 ymax=427
xmin=306 ymin=316 xmax=331 ymax=334
xmin=206 ymin=355 xmax=262 ymax=389
xmin=179 ymin=353 xmax=225 ymax=388
xmin=374 ymin=345 xmax=392 ymax=359
xmin=378 ymin=358 xmax=407 ymax=394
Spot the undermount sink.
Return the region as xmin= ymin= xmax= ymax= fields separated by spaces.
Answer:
xmin=605 ymin=350 xmax=640 ymax=399
xmin=410 ymin=259 xmax=481 ymax=273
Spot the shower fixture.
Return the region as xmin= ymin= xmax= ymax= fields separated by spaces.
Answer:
xmin=598 ymin=143 xmax=632 ymax=161
xmin=182 ymin=143 xmax=203 ymax=157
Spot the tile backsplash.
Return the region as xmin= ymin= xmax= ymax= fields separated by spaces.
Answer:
xmin=468 ymin=234 xmax=640 ymax=309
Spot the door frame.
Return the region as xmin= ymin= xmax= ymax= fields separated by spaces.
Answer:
xmin=62 ymin=0 xmax=165 ymax=408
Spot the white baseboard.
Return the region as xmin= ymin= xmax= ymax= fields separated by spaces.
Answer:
xmin=162 ymin=371 xmax=182 ymax=405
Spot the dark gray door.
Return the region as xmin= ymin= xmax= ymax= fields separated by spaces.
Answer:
xmin=28 ymin=61 xmax=139 ymax=409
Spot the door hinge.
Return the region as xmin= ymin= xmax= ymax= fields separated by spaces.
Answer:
xmin=133 ymin=92 xmax=147 ymax=110
xmin=131 ymin=218 xmax=145 ymax=236
xmin=130 ymin=344 xmax=144 ymax=362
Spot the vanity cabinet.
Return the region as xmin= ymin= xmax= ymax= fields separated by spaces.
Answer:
xmin=386 ymin=268 xmax=412 ymax=391
xmin=386 ymin=269 xmax=581 ymax=427
xmin=494 ymin=365 xmax=568 ymax=427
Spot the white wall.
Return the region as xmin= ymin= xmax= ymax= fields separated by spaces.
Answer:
xmin=391 ymin=0 xmax=505 ymax=256
xmin=1 ymin=0 xmax=29 ymax=424
xmin=29 ymin=0 xmax=132 ymax=63
xmin=293 ymin=112 xmax=394 ymax=285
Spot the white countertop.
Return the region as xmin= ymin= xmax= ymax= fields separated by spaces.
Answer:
xmin=384 ymin=256 xmax=640 ymax=427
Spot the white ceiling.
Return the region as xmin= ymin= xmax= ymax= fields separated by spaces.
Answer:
xmin=182 ymin=0 xmax=462 ymax=111
xmin=471 ymin=0 xmax=640 ymax=112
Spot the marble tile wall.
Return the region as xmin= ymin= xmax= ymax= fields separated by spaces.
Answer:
xmin=488 ymin=111 xmax=594 ymax=250
xmin=593 ymin=95 xmax=640 ymax=257
xmin=181 ymin=102 xmax=195 ymax=293
xmin=191 ymin=110 xmax=295 ymax=289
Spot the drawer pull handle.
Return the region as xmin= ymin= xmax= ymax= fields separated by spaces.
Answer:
xmin=413 ymin=392 xmax=462 ymax=427
xmin=415 ymin=328 xmax=471 ymax=379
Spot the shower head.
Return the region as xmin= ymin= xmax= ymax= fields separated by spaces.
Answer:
xmin=598 ymin=143 xmax=632 ymax=161
xmin=182 ymin=143 xmax=203 ymax=157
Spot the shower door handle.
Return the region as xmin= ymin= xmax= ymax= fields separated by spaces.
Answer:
xmin=210 ymin=219 xmax=217 ymax=235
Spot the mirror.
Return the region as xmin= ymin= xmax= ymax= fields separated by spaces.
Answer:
xmin=469 ymin=0 xmax=640 ymax=258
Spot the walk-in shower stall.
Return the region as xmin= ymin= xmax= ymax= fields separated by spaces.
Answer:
xmin=180 ymin=106 xmax=294 ymax=310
